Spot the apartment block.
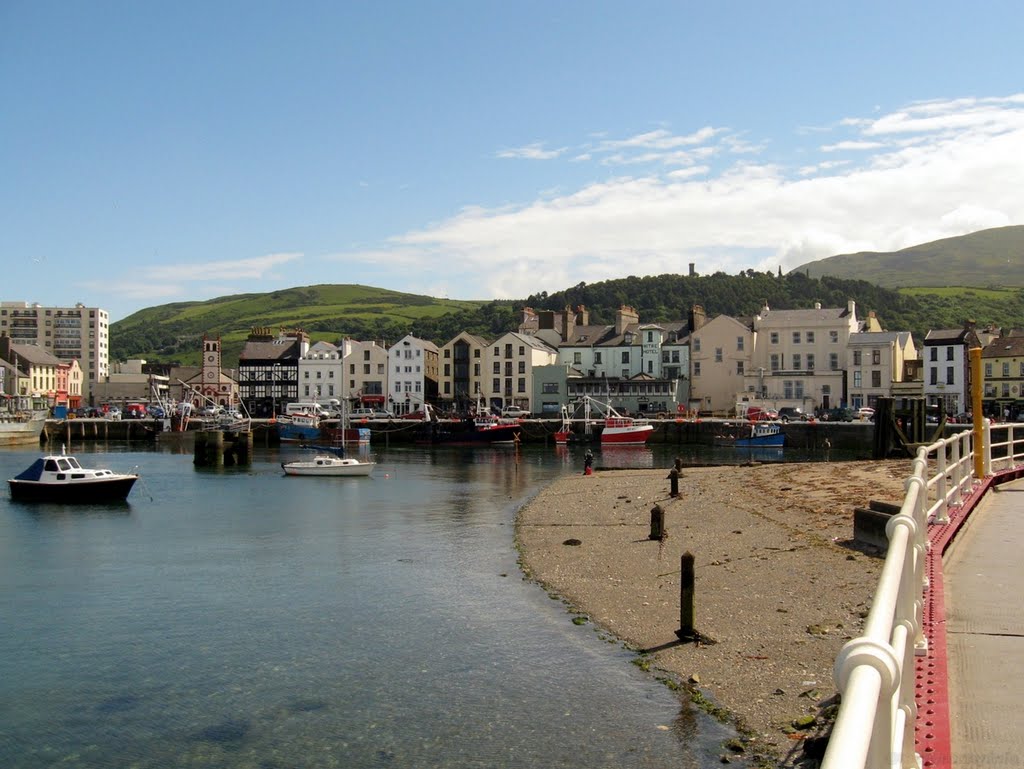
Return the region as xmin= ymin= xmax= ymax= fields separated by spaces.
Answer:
xmin=0 ymin=301 xmax=109 ymax=399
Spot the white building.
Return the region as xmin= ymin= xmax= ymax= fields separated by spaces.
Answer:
xmin=298 ymin=341 xmax=344 ymax=403
xmin=388 ymin=334 xmax=438 ymax=416
xmin=0 ymin=301 xmax=108 ymax=398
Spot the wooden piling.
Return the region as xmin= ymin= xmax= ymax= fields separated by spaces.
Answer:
xmin=676 ymin=551 xmax=695 ymax=640
xmin=649 ymin=504 xmax=665 ymax=540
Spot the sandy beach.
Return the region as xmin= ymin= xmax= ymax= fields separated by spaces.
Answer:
xmin=515 ymin=458 xmax=914 ymax=765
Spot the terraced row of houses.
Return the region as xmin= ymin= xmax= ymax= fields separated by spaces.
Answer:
xmin=212 ymin=300 xmax=1013 ymax=420
xmin=4 ymin=297 xmax=1023 ymax=421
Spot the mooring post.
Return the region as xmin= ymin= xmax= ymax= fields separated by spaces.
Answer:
xmin=649 ymin=504 xmax=665 ymax=540
xmin=676 ymin=551 xmax=695 ymax=640
xmin=667 ymin=467 xmax=679 ymax=497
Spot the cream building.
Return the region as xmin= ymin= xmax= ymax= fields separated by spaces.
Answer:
xmin=689 ymin=314 xmax=754 ymax=414
xmin=486 ymin=331 xmax=559 ymax=413
xmin=743 ymin=300 xmax=875 ymax=413
xmin=340 ymin=339 xmax=389 ymax=410
xmin=846 ymin=331 xmax=919 ymax=411
xmin=437 ymin=332 xmax=490 ymax=414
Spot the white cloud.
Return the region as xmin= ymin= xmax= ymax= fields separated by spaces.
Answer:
xmin=497 ymin=143 xmax=567 ymax=160
xmin=142 ymin=252 xmax=303 ymax=282
xmin=328 ymin=94 xmax=1024 ymax=300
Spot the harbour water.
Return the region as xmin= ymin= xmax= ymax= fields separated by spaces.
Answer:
xmin=0 ymin=440 xmax=835 ymax=768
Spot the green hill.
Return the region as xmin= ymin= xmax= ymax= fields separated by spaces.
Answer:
xmin=792 ymin=225 xmax=1024 ymax=288
xmin=110 ymin=284 xmax=496 ymax=366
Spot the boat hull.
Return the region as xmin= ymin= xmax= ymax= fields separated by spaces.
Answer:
xmin=281 ymin=460 xmax=375 ymax=477
xmin=8 ymin=476 xmax=138 ymax=503
xmin=0 ymin=417 xmax=47 ymax=447
xmin=414 ymin=422 xmax=522 ymax=446
xmin=600 ymin=425 xmax=654 ymax=445
xmin=734 ymin=435 xmax=785 ymax=447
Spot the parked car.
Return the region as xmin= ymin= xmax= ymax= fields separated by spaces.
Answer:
xmin=823 ymin=407 xmax=855 ymax=422
xmin=746 ymin=406 xmax=778 ymax=422
xmin=501 ymin=406 xmax=531 ymax=418
xmin=352 ymin=407 xmax=393 ymax=419
xmin=106 ymin=407 xmax=122 ymax=421
xmin=148 ymin=405 xmax=166 ymax=419
xmin=777 ymin=407 xmax=808 ymax=422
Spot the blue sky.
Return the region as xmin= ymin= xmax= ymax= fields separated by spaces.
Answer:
xmin=3 ymin=1 xmax=1024 ymax=322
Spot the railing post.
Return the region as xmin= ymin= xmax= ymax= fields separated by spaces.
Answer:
xmin=983 ymin=418 xmax=992 ymax=477
xmin=935 ymin=443 xmax=949 ymax=524
xmin=949 ymin=436 xmax=962 ymax=508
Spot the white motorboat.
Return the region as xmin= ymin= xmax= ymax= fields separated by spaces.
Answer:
xmin=8 ymin=447 xmax=139 ymax=502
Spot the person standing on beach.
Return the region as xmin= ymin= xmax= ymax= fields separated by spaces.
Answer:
xmin=583 ymin=449 xmax=594 ymax=475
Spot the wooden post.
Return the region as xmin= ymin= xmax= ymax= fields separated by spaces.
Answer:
xmin=649 ymin=504 xmax=665 ymax=540
xmin=676 ymin=551 xmax=695 ymax=640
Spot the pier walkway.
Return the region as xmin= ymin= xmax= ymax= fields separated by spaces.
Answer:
xmin=943 ymin=477 xmax=1024 ymax=769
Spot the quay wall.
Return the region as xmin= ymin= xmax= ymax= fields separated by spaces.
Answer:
xmin=42 ymin=417 xmax=882 ymax=452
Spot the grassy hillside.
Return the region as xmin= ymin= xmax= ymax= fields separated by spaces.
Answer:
xmin=794 ymin=225 xmax=1024 ymax=288
xmin=110 ymin=284 xmax=486 ymax=366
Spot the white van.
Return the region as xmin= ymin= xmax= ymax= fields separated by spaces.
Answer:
xmin=284 ymin=402 xmax=331 ymax=418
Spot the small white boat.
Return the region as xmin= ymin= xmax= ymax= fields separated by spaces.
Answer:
xmin=8 ymin=447 xmax=139 ymax=502
xmin=281 ymin=447 xmax=375 ymax=477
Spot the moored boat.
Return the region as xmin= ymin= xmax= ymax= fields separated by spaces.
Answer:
xmin=275 ymin=413 xmax=322 ymax=442
xmin=716 ymin=421 xmax=786 ymax=448
xmin=281 ymin=446 xmax=375 ymax=477
xmin=8 ymin=448 xmax=139 ymax=502
xmin=600 ymin=414 xmax=654 ymax=445
xmin=0 ymin=412 xmax=47 ymax=447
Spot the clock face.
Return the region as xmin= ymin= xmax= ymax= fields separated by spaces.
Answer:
xmin=207 ymin=355 xmax=216 ymax=363
xmin=206 ymin=371 xmax=215 ymax=379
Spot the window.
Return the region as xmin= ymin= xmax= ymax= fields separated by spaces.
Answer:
xmin=784 ymin=381 xmax=793 ymax=398
xmin=518 ymin=361 xmax=525 ymax=374
xmin=985 ymin=363 xmax=993 ymax=377
xmin=946 ymin=347 xmax=954 ymax=361
xmin=872 ymin=370 xmax=881 ymax=387
xmin=830 ymin=331 xmax=838 ymax=343
xmin=736 ymin=361 xmax=744 ymax=375
xmin=693 ymin=338 xmax=701 ymax=353
xmin=770 ymin=354 xmax=779 ymax=371
xmin=770 ymin=332 xmax=779 ymax=344
xmin=806 ymin=354 xmax=815 ymax=371
xmin=794 ymin=381 xmax=804 ymax=398
xmin=492 ymin=378 xmax=500 ymax=393
xmin=542 ymin=382 xmax=559 ymax=393
xmin=573 ymin=352 xmax=582 ymax=364
xmin=737 ymin=336 xmax=744 ymax=351
xmin=930 ymin=348 xmax=938 ymax=362
xmin=1003 ymin=362 xmax=1011 ymax=377
xmin=853 ymin=371 xmax=862 ymax=387
xmin=518 ymin=378 xmax=526 ymax=393
xmin=830 ymin=353 xmax=839 ymax=370
xmin=621 ymin=351 xmax=629 ymax=364
xmin=946 ymin=367 xmax=955 ymax=385
xmin=853 ymin=350 xmax=862 ymax=366
xmin=930 ymin=368 xmax=938 ymax=385
xmin=693 ymin=361 xmax=701 ymax=376
xmin=594 ymin=352 xmax=602 ymax=364
xmin=715 ymin=348 xmax=723 ymax=363
xmin=792 ymin=354 xmax=801 ymax=369
xmin=493 ymin=362 xmax=500 ymax=374
xmin=871 ymin=350 xmax=880 ymax=365
xmin=807 ymin=331 xmax=815 ymax=344
xmin=792 ymin=331 xmax=801 ymax=344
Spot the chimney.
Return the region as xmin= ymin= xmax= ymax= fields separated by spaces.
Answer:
xmin=562 ymin=306 xmax=572 ymax=341
xmin=688 ymin=304 xmax=706 ymax=332
xmin=575 ymin=305 xmax=589 ymax=326
xmin=616 ymin=305 xmax=639 ymax=335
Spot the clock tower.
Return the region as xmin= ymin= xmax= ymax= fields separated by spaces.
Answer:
xmin=201 ymin=336 xmax=222 ymax=399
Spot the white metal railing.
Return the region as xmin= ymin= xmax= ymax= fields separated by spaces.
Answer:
xmin=820 ymin=421 xmax=1013 ymax=769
